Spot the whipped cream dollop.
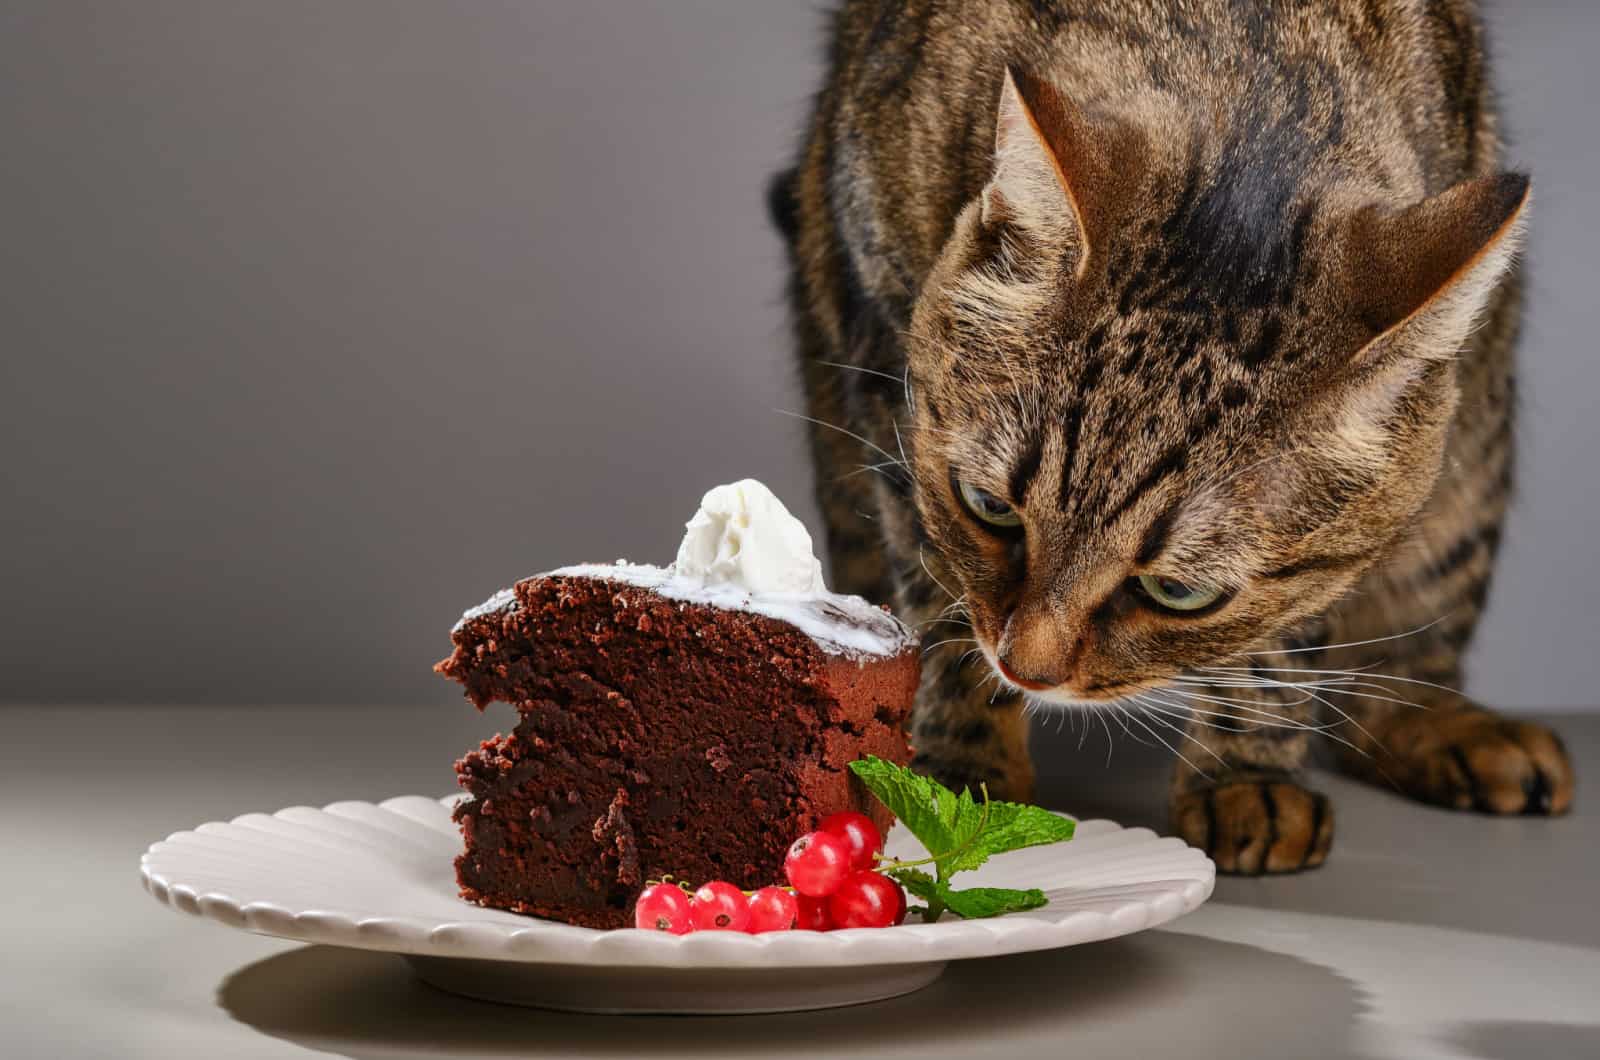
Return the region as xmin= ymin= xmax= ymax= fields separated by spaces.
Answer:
xmin=672 ymin=479 xmax=828 ymax=595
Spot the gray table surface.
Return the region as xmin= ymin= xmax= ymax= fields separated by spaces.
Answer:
xmin=3 ymin=702 xmax=1595 ymax=1060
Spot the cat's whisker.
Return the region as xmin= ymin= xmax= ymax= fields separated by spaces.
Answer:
xmin=1251 ymin=681 xmax=1383 ymax=756
xmin=1297 ymin=680 xmax=1430 ymax=714
xmin=1174 ymin=675 xmax=1371 ymax=700
xmin=1146 ymin=690 xmax=1367 ymax=755
xmin=1181 ymin=669 xmax=1387 ymax=749
xmin=836 ymin=458 xmax=909 ymax=478
xmin=1093 ymin=708 xmax=1116 ymax=765
xmin=775 ymin=408 xmax=907 ymax=470
xmin=1162 ymin=671 xmax=1385 ymax=756
xmin=1297 ymin=693 xmax=1382 ymax=757
xmin=1105 ymin=703 xmax=1144 ymax=745
xmin=1149 ymin=687 xmax=1341 ymax=733
xmin=1198 ymin=683 xmax=1327 ymax=712
xmin=1201 ymin=663 xmax=1463 ymax=697
xmin=1141 ymin=702 xmax=1254 ymax=735
xmin=1132 ymin=700 xmax=1232 ymax=763
xmin=1164 ymin=680 xmax=1321 ymax=711
xmin=1148 ymin=690 xmax=1299 ymax=731
xmin=1244 ymin=616 xmax=1451 ymax=657
xmin=922 ymin=637 xmax=978 ymax=655
xmin=811 ymin=359 xmax=905 ymax=385
xmin=918 ymin=546 xmax=961 ymax=604
xmin=1186 ymin=665 xmax=1378 ymax=688
xmin=1176 ymin=669 xmax=1360 ymax=683
xmin=913 ymin=617 xmax=973 ymax=631
xmin=1119 ymin=703 xmax=1214 ymax=777
xmin=834 ymin=461 xmax=911 ymax=488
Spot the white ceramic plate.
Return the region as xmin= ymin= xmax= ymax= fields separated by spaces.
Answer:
xmin=142 ymin=795 xmax=1214 ymax=1013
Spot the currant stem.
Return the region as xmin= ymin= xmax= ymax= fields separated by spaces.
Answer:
xmin=873 ymin=781 xmax=993 ymax=879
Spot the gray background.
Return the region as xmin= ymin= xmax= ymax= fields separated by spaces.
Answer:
xmin=1 ymin=1 xmax=1595 ymax=710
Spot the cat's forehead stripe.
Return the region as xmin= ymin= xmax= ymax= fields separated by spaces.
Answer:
xmin=1101 ymin=446 xmax=1188 ymax=529
xmin=1136 ymin=504 xmax=1180 ymax=567
xmin=1055 ymin=400 xmax=1084 ymax=512
xmin=1008 ymin=431 xmax=1045 ymax=504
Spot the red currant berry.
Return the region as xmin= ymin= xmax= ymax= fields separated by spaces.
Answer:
xmin=744 ymin=886 xmax=800 ymax=933
xmin=689 ymin=880 xmax=751 ymax=931
xmin=784 ymin=830 xmax=852 ymax=897
xmin=828 ymin=871 xmax=904 ymax=930
xmin=795 ymin=893 xmax=834 ymax=931
xmin=634 ymin=883 xmax=693 ymax=934
xmin=819 ymin=811 xmax=882 ymax=872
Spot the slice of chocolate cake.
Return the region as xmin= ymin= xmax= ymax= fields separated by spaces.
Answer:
xmin=436 ymin=480 xmax=920 ymax=929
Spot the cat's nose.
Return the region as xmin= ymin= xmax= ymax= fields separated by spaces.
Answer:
xmin=997 ymin=611 xmax=1084 ymax=690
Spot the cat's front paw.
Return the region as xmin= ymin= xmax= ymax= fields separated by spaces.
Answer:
xmin=1377 ymin=711 xmax=1574 ymax=815
xmin=909 ymin=749 xmax=1035 ymax=804
xmin=1171 ymin=776 xmax=1333 ymax=875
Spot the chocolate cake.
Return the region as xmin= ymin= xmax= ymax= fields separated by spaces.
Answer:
xmin=435 ymin=481 xmax=921 ymax=929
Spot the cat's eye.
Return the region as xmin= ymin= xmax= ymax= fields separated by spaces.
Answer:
xmin=1133 ymin=575 xmax=1225 ymax=614
xmin=955 ymin=478 xmax=1023 ymax=529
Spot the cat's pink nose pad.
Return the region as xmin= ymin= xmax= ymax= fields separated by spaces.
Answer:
xmin=996 ymin=655 xmax=1056 ymax=692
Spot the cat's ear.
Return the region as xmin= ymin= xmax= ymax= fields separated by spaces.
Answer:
xmin=981 ymin=68 xmax=1113 ymax=275
xmin=1346 ymin=173 xmax=1530 ymax=362
xmin=1313 ymin=176 xmax=1527 ymax=464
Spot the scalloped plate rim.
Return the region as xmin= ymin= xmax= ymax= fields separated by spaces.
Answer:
xmin=141 ymin=794 xmax=1215 ymax=969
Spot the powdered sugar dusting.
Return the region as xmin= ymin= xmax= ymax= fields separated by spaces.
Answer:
xmin=452 ymin=587 xmax=517 ymax=633
xmin=456 ymin=560 xmax=917 ymax=660
xmin=557 ymin=561 xmax=917 ymax=659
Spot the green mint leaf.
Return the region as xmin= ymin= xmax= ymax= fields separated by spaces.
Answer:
xmin=941 ymin=886 xmax=1049 ymax=919
xmin=939 ymin=798 xmax=1015 ymax=875
xmin=934 ymin=784 xmax=987 ymax=877
xmin=943 ymin=802 xmax=1076 ymax=874
xmin=848 ymin=756 xmax=959 ymax=857
xmin=890 ymin=871 xmax=1048 ymax=920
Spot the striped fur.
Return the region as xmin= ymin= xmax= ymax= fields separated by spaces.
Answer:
xmin=774 ymin=0 xmax=1573 ymax=874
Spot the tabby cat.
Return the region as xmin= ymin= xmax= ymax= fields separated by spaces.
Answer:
xmin=771 ymin=0 xmax=1573 ymax=873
